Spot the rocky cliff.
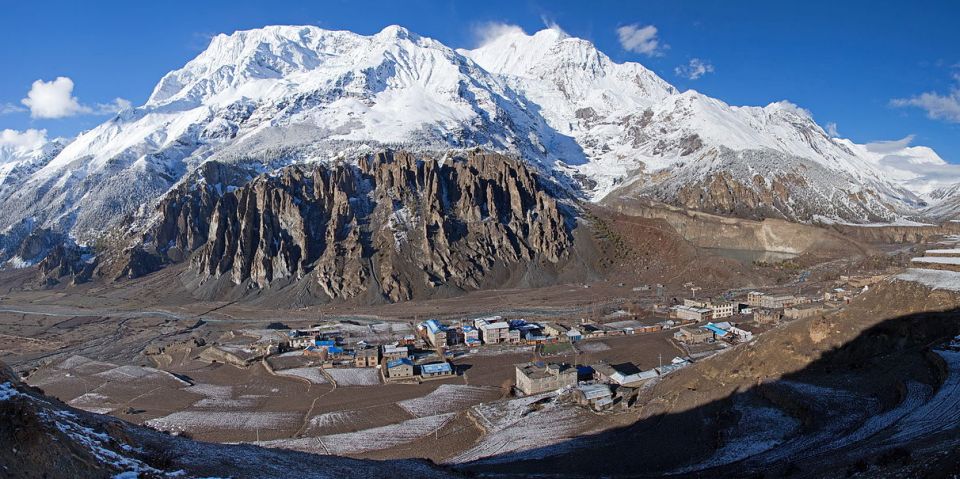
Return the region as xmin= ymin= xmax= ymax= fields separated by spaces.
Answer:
xmin=113 ymin=150 xmax=574 ymax=302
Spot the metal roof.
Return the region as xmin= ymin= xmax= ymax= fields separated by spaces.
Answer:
xmin=387 ymin=358 xmax=413 ymax=369
xmin=578 ymin=383 xmax=613 ymax=400
xmin=420 ymin=362 xmax=452 ymax=374
xmin=424 ymin=319 xmax=445 ymax=334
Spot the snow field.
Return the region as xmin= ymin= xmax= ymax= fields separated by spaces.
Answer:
xmin=324 ymin=367 xmax=380 ymax=386
xmin=262 ymin=413 xmax=456 ymax=455
xmin=275 ymin=367 xmax=328 ymax=384
xmin=398 ymin=384 xmax=495 ymax=417
xmin=145 ymin=411 xmax=300 ymax=433
xmin=886 ymin=350 xmax=960 ymax=444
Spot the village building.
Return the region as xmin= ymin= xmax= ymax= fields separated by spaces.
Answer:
xmin=566 ymin=328 xmax=583 ymax=342
xmin=515 ymin=362 xmax=577 ymax=396
xmin=747 ymin=291 xmax=765 ymax=307
xmin=728 ymin=325 xmax=754 ymax=342
xmin=287 ymin=331 xmax=317 ymax=349
xmin=683 ymin=298 xmax=709 ymax=308
xmin=754 ymin=308 xmax=782 ymax=324
xmin=477 ymin=319 xmax=510 ymax=344
xmin=541 ymin=322 xmax=572 ymax=338
xmin=461 ymin=325 xmax=481 ymax=346
xmin=784 ymin=303 xmax=825 ymax=320
xmin=354 ymin=347 xmax=378 ymax=367
xmin=673 ymin=326 xmax=713 ymax=344
xmin=420 ymin=362 xmax=454 ymax=378
xmin=670 ymin=305 xmax=712 ymax=322
xmin=710 ymin=301 xmax=735 ymax=320
xmin=385 ymin=358 xmax=415 ymax=378
xmin=760 ymin=295 xmax=798 ymax=309
xmin=575 ymin=383 xmax=614 ymax=410
xmin=592 ymin=362 xmax=656 ymax=386
xmin=422 ymin=319 xmax=448 ymax=347
xmin=382 ymin=344 xmax=409 ymax=361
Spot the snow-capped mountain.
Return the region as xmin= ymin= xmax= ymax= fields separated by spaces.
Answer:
xmin=0 ymin=23 xmax=955 ymax=263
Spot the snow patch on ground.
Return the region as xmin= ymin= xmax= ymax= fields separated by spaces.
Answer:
xmin=261 ymin=413 xmax=456 ymax=455
xmin=895 ymin=268 xmax=960 ymax=292
xmin=449 ymin=392 xmax=591 ymax=464
xmin=146 ymin=411 xmax=299 ymax=433
xmin=398 ymin=384 xmax=495 ymax=417
xmin=674 ymin=398 xmax=800 ymax=472
xmin=275 ymin=367 xmax=328 ymax=384
xmin=324 ymin=367 xmax=380 ymax=386
xmin=885 ymin=350 xmax=960 ymax=444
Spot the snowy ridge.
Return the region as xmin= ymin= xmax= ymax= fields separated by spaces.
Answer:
xmin=0 ymin=23 xmax=955 ymax=252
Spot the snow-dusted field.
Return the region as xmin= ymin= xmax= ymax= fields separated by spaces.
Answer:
xmin=325 ymin=367 xmax=380 ymax=386
xmin=674 ymin=398 xmax=800 ymax=473
xmin=886 ymin=350 xmax=960 ymax=444
xmin=56 ymin=355 xmax=116 ymax=374
xmin=450 ymin=393 xmax=592 ymax=463
xmin=896 ymin=268 xmax=960 ymax=292
xmin=93 ymin=365 xmax=167 ymax=382
xmin=261 ymin=413 xmax=455 ymax=455
xmin=398 ymin=384 xmax=495 ymax=417
xmin=275 ymin=367 xmax=328 ymax=384
xmin=67 ymin=392 xmax=116 ymax=415
xmin=146 ymin=411 xmax=300 ymax=433
xmin=747 ymin=381 xmax=875 ymax=465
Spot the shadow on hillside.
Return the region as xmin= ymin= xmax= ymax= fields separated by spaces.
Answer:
xmin=459 ymin=306 xmax=960 ymax=478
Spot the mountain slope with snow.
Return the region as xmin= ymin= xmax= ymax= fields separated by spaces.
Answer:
xmin=0 ymin=23 xmax=956 ymax=265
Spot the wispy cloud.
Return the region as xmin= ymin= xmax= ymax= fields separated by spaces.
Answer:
xmin=20 ymin=76 xmax=130 ymax=119
xmin=891 ymin=72 xmax=960 ymax=123
xmin=470 ymin=21 xmax=526 ymax=47
xmin=825 ymin=122 xmax=839 ymax=137
xmin=674 ymin=58 xmax=714 ymax=80
xmin=616 ymin=24 xmax=666 ymax=57
xmin=0 ymin=103 xmax=27 ymax=115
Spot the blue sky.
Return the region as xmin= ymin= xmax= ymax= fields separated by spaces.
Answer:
xmin=2 ymin=0 xmax=958 ymax=161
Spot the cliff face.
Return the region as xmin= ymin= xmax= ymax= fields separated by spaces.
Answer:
xmin=118 ymin=150 xmax=573 ymax=302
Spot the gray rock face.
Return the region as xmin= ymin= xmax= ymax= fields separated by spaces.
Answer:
xmin=118 ymin=150 xmax=573 ymax=302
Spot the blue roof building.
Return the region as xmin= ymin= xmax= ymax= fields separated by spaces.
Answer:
xmin=420 ymin=362 xmax=453 ymax=376
xmin=424 ymin=319 xmax=445 ymax=335
xmin=315 ymin=340 xmax=336 ymax=347
xmin=387 ymin=357 xmax=414 ymax=369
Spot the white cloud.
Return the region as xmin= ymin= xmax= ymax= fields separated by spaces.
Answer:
xmin=471 ymin=22 xmax=526 ymax=47
xmin=864 ymin=135 xmax=916 ymax=154
xmin=891 ymin=73 xmax=960 ymax=123
xmin=94 ymin=97 xmax=133 ymax=115
xmin=825 ymin=122 xmax=839 ymax=137
xmin=0 ymin=128 xmax=48 ymax=152
xmin=19 ymin=76 xmax=131 ymax=119
xmin=0 ymin=103 xmax=27 ymax=115
xmin=616 ymin=24 xmax=665 ymax=57
xmin=674 ymin=58 xmax=714 ymax=80
xmin=540 ymin=16 xmax=568 ymax=37
xmin=21 ymin=77 xmax=89 ymax=119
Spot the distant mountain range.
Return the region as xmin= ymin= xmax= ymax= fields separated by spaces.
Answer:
xmin=1 ymin=24 xmax=958 ymax=269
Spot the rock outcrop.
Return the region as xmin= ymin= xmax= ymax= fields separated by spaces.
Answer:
xmin=118 ymin=150 xmax=573 ymax=302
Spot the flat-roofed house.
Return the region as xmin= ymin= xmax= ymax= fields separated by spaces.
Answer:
xmin=420 ymin=362 xmax=454 ymax=378
xmin=386 ymin=358 xmax=414 ymax=378
xmin=671 ymin=305 xmax=712 ymax=322
xmin=354 ymin=347 xmax=378 ymax=367
xmin=673 ymin=326 xmax=713 ymax=344
xmin=760 ymin=295 xmax=797 ymax=309
xmin=747 ymin=292 xmax=765 ymax=307
xmin=515 ymin=362 xmax=577 ymax=396
xmin=382 ymin=344 xmax=409 ymax=361
xmin=478 ymin=320 xmax=510 ymax=344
